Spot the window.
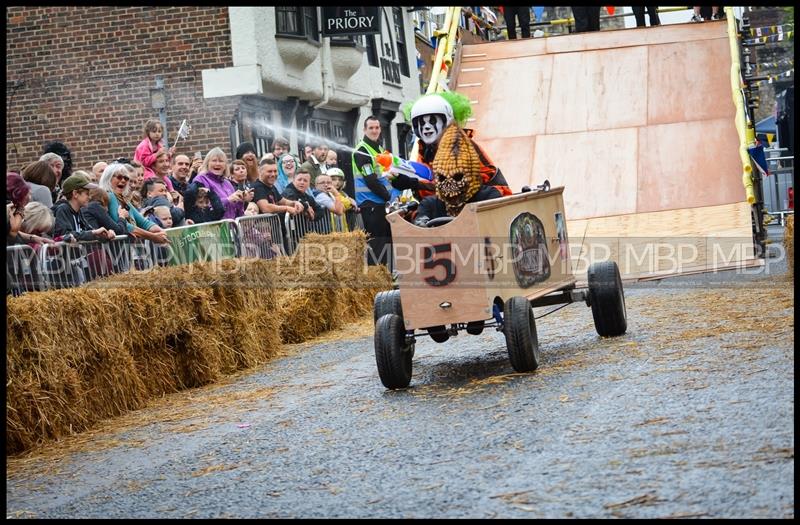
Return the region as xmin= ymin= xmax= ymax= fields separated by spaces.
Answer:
xmin=393 ymin=7 xmax=410 ymax=77
xmin=330 ymin=34 xmax=363 ymax=47
xmin=366 ymin=35 xmax=379 ymax=67
xmin=397 ymin=123 xmax=413 ymax=159
xmin=275 ymin=7 xmax=319 ymax=42
xmin=230 ymin=119 xmax=241 ymax=157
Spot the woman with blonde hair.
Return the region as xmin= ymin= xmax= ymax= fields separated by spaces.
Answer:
xmin=188 ymin=147 xmax=245 ymax=219
xmin=19 ymin=201 xmax=56 ymax=248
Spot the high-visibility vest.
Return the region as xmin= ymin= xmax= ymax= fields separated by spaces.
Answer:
xmin=352 ymin=140 xmax=394 ymax=206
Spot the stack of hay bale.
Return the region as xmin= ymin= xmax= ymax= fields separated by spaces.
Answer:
xmin=6 ymin=231 xmax=391 ymax=455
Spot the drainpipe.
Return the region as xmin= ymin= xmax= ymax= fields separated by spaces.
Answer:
xmin=313 ymin=37 xmax=331 ymax=109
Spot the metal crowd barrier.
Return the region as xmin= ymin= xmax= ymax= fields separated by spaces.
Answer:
xmin=6 ymin=235 xmax=134 ymax=294
xmin=235 ymin=213 xmax=286 ymax=260
xmin=762 ymin=148 xmax=795 ymax=224
xmin=8 ymin=210 xmax=368 ymax=295
xmin=7 ymin=243 xmax=46 ymax=296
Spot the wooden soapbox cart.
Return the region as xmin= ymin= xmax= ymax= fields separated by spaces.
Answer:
xmin=372 ymin=186 xmax=628 ymax=389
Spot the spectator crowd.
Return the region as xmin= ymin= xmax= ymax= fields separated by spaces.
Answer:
xmin=6 ymin=119 xmax=361 ymax=262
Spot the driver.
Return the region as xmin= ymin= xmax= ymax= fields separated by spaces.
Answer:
xmin=402 ymin=93 xmax=512 ymax=226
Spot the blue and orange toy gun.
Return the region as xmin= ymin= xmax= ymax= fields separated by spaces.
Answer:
xmin=376 ymin=151 xmax=433 ymax=183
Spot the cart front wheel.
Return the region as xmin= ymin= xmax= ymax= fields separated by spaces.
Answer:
xmin=503 ymin=296 xmax=540 ymax=372
xmin=375 ymin=313 xmax=413 ymax=389
xmin=587 ymin=261 xmax=627 ymax=337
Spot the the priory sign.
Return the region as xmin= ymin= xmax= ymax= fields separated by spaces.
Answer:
xmin=321 ymin=7 xmax=381 ymax=37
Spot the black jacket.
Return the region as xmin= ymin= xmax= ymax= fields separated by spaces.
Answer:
xmin=282 ymin=183 xmax=324 ymax=220
xmin=51 ymin=201 xmax=100 ymax=242
xmin=183 ymin=182 xmax=225 ymax=224
xmin=82 ymin=201 xmax=129 ymax=236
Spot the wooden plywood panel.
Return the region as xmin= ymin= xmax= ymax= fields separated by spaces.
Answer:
xmin=477 ymin=190 xmax=575 ymax=303
xmin=565 ymin=202 xmax=755 ymax=279
xmin=474 ymin=136 xmax=536 ymax=191
xmin=532 ymin=128 xmax=639 ymax=220
xmin=637 ymin=119 xmax=745 ymax=213
xmin=647 ymin=38 xmax=733 ymax=125
xmin=461 ymin=37 xmax=548 ymax=63
xmin=459 ymin=55 xmax=553 ymax=139
xmin=389 ymin=209 xmax=494 ymax=330
xmin=546 ymin=47 xmax=649 ymax=135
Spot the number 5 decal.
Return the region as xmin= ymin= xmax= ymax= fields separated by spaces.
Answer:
xmin=422 ymin=243 xmax=456 ymax=287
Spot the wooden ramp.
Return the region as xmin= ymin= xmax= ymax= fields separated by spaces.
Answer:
xmin=454 ymin=21 xmax=759 ymax=280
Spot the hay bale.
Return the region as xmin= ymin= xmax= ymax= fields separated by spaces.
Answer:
xmin=6 ymin=232 xmax=391 ymax=456
xmin=785 ymin=215 xmax=794 ymax=278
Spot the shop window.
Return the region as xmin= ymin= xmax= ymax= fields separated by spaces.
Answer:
xmin=276 ymin=7 xmax=319 ymax=42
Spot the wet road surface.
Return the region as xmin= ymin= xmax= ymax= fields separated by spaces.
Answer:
xmin=6 ymin=251 xmax=794 ymax=518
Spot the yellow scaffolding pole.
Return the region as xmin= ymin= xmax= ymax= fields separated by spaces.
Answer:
xmin=410 ymin=6 xmax=462 ymax=160
xmin=725 ymin=6 xmax=756 ymax=204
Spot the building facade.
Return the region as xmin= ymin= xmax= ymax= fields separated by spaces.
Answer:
xmin=6 ymin=6 xmax=421 ymax=194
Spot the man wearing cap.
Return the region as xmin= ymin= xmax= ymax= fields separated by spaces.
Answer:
xmin=235 ymin=142 xmax=260 ymax=184
xmin=51 ymin=173 xmax=115 ymax=242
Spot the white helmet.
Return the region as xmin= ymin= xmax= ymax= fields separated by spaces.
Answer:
xmin=410 ymin=95 xmax=454 ymax=126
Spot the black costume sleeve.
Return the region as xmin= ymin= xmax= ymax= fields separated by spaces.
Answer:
xmin=414 ymin=196 xmax=441 ymax=227
xmin=390 ymin=173 xmax=421 ymax=191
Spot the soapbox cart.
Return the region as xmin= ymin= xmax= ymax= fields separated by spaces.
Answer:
xmin=372 ymin=186 xmax=628 ymax=389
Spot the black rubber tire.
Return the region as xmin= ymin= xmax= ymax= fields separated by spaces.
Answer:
xmin=427 ymin=325 xmax=450 ymax=343
xmin=587 ymin=260 xmax=627 ymax=337
xmin=503 ymin=296 xmax=540 ymax=372
xmin=466 ymin=321 xmax=485 ymax=335
xmin=373 ymin=290 xmax=402 ymax=323
xmin=375 ymin=314 xmax=413 ymax=389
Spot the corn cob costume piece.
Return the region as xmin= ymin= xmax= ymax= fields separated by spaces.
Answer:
xmin=431 ymin=123 xmax=483 ymax=216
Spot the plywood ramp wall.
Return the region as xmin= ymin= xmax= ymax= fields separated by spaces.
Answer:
xmin=455 ymin=21 xmax=756 ymax=278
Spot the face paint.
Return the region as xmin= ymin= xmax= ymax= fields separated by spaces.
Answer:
xmin=412 ymin=114 xmax=447 ymax=145
xmin=431 ymin=124 xmax=483 ymax=216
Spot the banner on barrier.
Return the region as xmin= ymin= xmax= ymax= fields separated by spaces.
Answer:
xmin=166 ymin=221 xmax=236 ymax=266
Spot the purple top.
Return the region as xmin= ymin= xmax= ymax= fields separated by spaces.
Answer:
xmin=193 ymin=171 xmax=244 ymax=219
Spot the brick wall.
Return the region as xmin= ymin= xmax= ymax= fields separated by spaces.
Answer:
xmin=6 ymin=6 xmax=241 ymax=173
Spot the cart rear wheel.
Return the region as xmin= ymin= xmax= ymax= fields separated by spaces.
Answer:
xmin=466 ymin=321 xmax=485 ymax=335
xmin=375 ymin=313 xmax=413 ymax=389
xmin=588 ymin=261 xmax=627 ymax=337
xmin=503 ymin=296 xmax=540 ymax=372
xmin=427 ymin=325 xmax=450 ymax=343
xmin=373 ymin=290 xmax=402 ymax=323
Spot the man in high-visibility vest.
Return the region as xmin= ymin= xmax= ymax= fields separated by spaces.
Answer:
xmin=352 ymin=115 xmax=397 ymax=267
